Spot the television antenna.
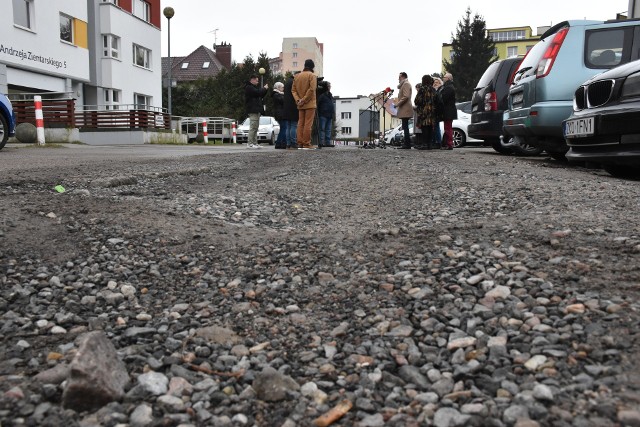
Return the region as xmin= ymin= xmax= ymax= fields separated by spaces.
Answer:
xmin=208 ymin=28 xmax=220 ymax=45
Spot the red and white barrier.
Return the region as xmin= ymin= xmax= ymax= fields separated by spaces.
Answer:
xmin=34 ymin=95 xmax=45 ymax=145
xmin=232 ymin=121 xmax=237 ymax=144
xmin=202 ymin=118 xmax=208 ymax=143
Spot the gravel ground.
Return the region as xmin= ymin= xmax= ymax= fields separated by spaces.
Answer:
xmin=1 ymin=145 xmax=639 ymax=427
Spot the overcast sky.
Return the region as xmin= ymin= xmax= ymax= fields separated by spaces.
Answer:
xmin=160 ymin=0 xmax=629 ymax=98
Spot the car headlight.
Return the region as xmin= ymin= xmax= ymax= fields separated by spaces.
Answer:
xmin=621 ymin=72 xmax=640 ymax=98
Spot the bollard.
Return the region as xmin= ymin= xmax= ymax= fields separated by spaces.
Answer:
xmin=232 ymin=121 xmax=237 ymax=144
xmin=34 ymin=95 xmax=45 ymax=145
xmin=202 ymin=118 xmax=208 ymax=143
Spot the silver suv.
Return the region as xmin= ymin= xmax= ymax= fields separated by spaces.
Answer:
xmin=504 ymin=19 xmax=640 ymax=160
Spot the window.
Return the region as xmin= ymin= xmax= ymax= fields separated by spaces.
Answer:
xmin=490 ymin=30 xmax=526 ymax=41
xmin=13 ymin=0 xmax=33 ymax=29
xmin=104 ymin=89 xmax=121 ymax=110
xmin=293 ymin=61 xmax=298 ymax=68
xmin=181 ymin=62 xmax=189 ymax=69
xmin=133 ymin=0 xmax=150 ymax=22
xmin=60 ymin=14 xmax=73 ymax=43
xmin=102 ymin=0 xmax=118 ymax=4
xmin=133 ymin=44 xmax=150 ymax=69
xmin=507 ymin=46 xmax=518 ymax=57
xmin=293 ymin=42 xmax=298 ymax=49
xmin=526 ymin=45 xmax=534 ymax=52
xmin=341 ymin=112 xmax=351 ymax=119
xmin=292 ymin=52 xmax=298 ymax=58
xmin=341 ymin=127 xmax=352 ymax=135
xmin=135 ymin=93 xmax=151 ymax=109
xmin=103 ymin=34 xmax=120 ymax=58
xmin=202 ymin=61 xmax=210 ymax=69
xmin=586 ymin=28 xmax=626 ymax=68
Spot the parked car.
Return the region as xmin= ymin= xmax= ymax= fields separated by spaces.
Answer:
xmin=388 ymin=103 xmax=481 ymax=148
xmin=0 ymin=93 xmax=16 ymax=150
xmin=504 ymin=19 xmax=640 ymax=160
xmin=469 ymin=56 xmax=534 ymax=155
xmin=563 ymin=58 xmax=640 ymax=177
xmin=236 ymin=116 xmax=280 ymax=144
xmin=449 ymin=101 xmax=482 ymax=148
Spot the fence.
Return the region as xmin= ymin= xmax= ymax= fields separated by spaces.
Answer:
xmin=13 ymin=98 xmax=76 ymax=128
xmin=178 ymin=117 xmax=236 ymax=142
xmin=11 ymin=99 xmax=169 ymax=130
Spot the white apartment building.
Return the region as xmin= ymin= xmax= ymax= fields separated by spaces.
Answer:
xmin=334 ymin=96 xmax=379 ymax=140
xmin=1 ymin=0 xmax=162 ymax=110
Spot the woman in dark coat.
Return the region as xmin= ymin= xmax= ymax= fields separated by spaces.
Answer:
xmin=413 ymin=75 xmax=437 ymax=150
xmin=440 ymin=73 xmax=457 ymax=150
xmin=272 ymin=82 xmax=286 ymax=148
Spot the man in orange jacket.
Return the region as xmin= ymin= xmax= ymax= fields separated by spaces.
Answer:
xmin=292 ymin=59 xmax=318 ymax=149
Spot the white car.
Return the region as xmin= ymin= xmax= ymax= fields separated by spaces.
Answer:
xmin=236 ymin=116 xmax=280 ymax=144
xmin=385 ymin=102 xmax=481 ymax=147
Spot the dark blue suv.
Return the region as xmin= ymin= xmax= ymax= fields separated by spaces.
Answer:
xmin=0 ymin=93 xmax=16 ymax=150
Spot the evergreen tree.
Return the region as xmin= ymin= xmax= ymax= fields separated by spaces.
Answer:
xmin=443 ymin=8 xmax=496 ymax=102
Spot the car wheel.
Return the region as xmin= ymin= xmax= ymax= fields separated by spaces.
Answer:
xmin=452 ymin=128 xmax=466 ymax=148
xmin=0 ymin=114 xmax=8 ymax=150
xmin=603 ymin=164 xmax=640 ymax=179
xmin=513 ymin=143 xmax=544 ymax=156
xmin=491 ymin=138 xmax=513 ymax=154
xmin=269 ymin=133 xmax=275 ymax=145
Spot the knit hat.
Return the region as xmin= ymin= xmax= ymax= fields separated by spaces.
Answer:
xmin=304 ymin=59 xmax=315 ymax=69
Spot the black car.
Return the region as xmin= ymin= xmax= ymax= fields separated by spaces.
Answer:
xmin=468 ymin=56 xmax=542 ymax=156
xmin=564 ymin=58 xmax=640 ymax=177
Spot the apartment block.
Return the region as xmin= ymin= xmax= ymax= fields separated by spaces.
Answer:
xmin=1 ymin=0 xmax=162 ymax=110
xmin=273 ymin=37 xmax=324 ymax=78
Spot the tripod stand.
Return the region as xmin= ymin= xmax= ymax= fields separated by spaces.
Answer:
xmin=360 ymin=91 xmax=391 ymax=149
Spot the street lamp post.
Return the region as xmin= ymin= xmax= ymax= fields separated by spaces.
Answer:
xmin=163 ymin=7 xmax=175 ymax=120
xmin=259 ymin=67 xmax=266 ymax=87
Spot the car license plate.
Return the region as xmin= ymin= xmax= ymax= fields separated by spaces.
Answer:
xmin=564 ymin=117 xmax=594 ymax=137
xmin=512 ymin=92 xmax=524 ymax=104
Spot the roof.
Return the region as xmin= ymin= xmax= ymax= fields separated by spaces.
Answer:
xmin=162 ymin=45 xmax=226 ymax=82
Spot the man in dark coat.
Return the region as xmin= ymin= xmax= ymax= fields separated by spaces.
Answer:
xmin=316 ymin=81 xmax=335 ymax=147
xmin=282 ymin=72 xmax=300 ymax=150
xmin=245 ymin=74 xmax=268 ymax=148
xmin=441 ymin=73 xmax=457 ymax=150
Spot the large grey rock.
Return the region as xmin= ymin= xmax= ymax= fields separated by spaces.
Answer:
xmin=62 ymin=331 xmax=130 ymax=412
xmin=15 ymin=122 xmax=37 ymax=144
xmin=252 ymin=367 xmax=300 ymax=402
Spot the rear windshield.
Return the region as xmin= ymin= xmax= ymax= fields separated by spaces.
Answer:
xmin=475 ymin=62 xmax=501 ymax=88
xmin=514 ymin=29 xmax=560 ymax=80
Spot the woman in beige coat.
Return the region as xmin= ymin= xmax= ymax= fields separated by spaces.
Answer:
xmin=395 ymin=72 xmax=413 ymax=149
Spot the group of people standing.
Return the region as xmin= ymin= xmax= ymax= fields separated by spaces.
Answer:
xmin=395 ymin=72 xmax=457 ymax=150
xmin=244 ymin=59 xmax=335 ymax=150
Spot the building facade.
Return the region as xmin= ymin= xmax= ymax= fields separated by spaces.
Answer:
xmin=272 ymin=37 xmax=324 ymax=78
xmin=334 ymin=95 xmax=381 ymax=140
xmin=1 ymin=0 xmax=162 ymax=111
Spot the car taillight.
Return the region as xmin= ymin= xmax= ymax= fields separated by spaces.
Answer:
xmin=484 ymin=92 xmax=497 ymax=111
xmin=536 ymin=27 xmax=568 ymax=78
